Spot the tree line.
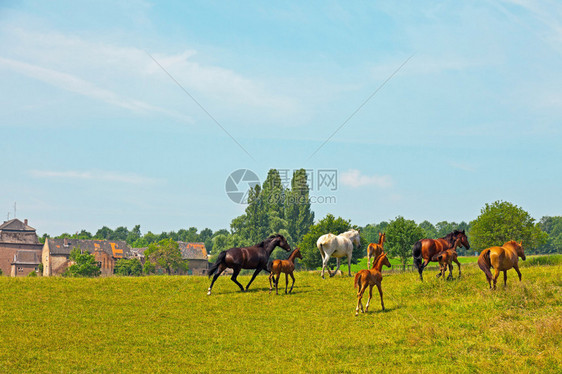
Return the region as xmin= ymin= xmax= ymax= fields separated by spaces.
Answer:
xmin=43 ymin=169 xmax=561 ymax=276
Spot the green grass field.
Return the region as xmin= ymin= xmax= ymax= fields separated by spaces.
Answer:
xmin=318 ymin=255 xmax=479 ymax=274
xmin=1 ymin=259 xmax=560 ymax=373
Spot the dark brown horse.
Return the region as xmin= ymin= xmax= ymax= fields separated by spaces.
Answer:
xmin=207 ymin=234 xmax=291 ymax=295
xmin=412 ymin=230 xmax=470 ymax=281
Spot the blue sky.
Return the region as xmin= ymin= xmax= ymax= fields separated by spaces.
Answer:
xmin=1 ymin=1 xmax=561 ymax=235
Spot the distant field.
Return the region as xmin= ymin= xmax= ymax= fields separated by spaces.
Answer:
xmin=0 ymin=258 xmax=560 ymax=373
xmin=316 ymin=255 xmax=478 ymax=273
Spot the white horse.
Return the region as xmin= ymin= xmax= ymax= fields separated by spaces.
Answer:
xmin=317 ymin=229 xmax=361 ymax=278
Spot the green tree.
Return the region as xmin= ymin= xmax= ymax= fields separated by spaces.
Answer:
xmin=64 ymin=248 xmax=101 ymax=277
xmin=261 ymin=169 xmax=285 ymax=219
xmin=538 ymin=216 xmax=562 ymax=254
xmin=469 ymin=201 xmax=547 ymax=252
xmin=419 ymin=220 xmax=437 ymax=238
xmin=94 ymin=226 xmax=113 ymax=240
xmin=361 ymin=222 xmax=389 ymax=244
xmin=143 ymin=261 xmax=156 ymax=275
xmin=386 ymin=216 xmax=425 ymax=269
xmin=211 ymin=234 xmax=229 ymax=255
xmin=114 ymin=258 xmax=143 ymax=276
xmin=285 ymin=169 xmax=314 ymax=245
xmin=144 ymin=239 xmax=187 ymax=275
xmin=126 ymin=225 xmax=142 ymax=244
xmin=298 ymin=214 xmax=359 ymax=269
xmin=244 ymin=184 xmax=271 ymax=243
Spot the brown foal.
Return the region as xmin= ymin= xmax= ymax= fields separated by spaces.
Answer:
xmin=269 ymin=248 xmax=302 ymax=295
xmin=367 ymin=232 xmax=386 ymax=269
xmin=432 ymin=237 xmax=462 ymax=280
xmin=354 ymin=251 xmax=391 ymax=315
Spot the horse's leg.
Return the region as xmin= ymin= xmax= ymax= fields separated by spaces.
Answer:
xmin=207 ymin=263 xmax=227 ymax=295
xmin=268 ymin=273 xmax=274 ymax=294
xmin=514 ymin=264 xmax=522 ymax=282
xmin=275 ymin=273 xmax=280 ymax=295
xmin=322 ymin=255 xmax=332 ymax=279
xmin=376 ymin=282 xmax=384 ymax=311
xmin=436 ymin=261 xmax=443 ymax=278
xmin=365 ymin=284 xmax=374 ymax=312
xmin=503 ymin=270 xmax=508 ymax=287
xmin=289 ymin=272 xmax=295 ymax=293
xmin=454 ymin=259 xmax=461 ymax=278
xmin=492 ymin=268 xmax=500 ymax=290
xmin=230 ymin=267 xmax=245 ymax=292
xmin=447 ymin=263 xmax=453 ymax=280
xmin=355 ymin=284 xmax=367 ymax=316
xmin=285 ymin=273 xmax=289 ymax=294
xmin=245 ymin=268 xmax=262 ymax=291
xmin=332 ymin=258 xmax=341 ymax=277
xmin=419 ymin=258 xmax=430 ymax=281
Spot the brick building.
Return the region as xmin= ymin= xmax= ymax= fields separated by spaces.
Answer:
xmin=42 ymin=239 xmax=132 ymax=276
xmin=0 ymin=219 xmax=43 ymax=276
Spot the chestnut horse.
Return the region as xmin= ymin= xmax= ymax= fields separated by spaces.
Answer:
xmin=478 ymin=240 xmax=525 ymax=289
xmin=207 ymin=234 xmax=291 ymax=295
xmin=354 ymin=252 xmax=391 ymax=315
xmin=269 ymin=248 xmax=302 ymax=294
xmin=432 ymin=237 xmax=462 ymax=280
xmin=367 ymin=232 xmax=386 ymax=269
xmin=412 ymin=230 xmax=470 ymax=281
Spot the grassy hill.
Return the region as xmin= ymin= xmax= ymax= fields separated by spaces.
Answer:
xmin=0 ymin=258 xmax=560 ymax=373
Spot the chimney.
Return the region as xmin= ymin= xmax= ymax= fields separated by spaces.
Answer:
xmin=64 ymin=238 xmax=68 ymax=247
xmin=24 ymin=219 xmax=28 ymax=226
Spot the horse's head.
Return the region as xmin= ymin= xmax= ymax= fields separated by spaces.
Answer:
xmin=274 ymin=234 xmax=291 ymax=252
xmin=455 ymin=230 xmax=470 ymax=250
xmin=515 ymin=241 xmax=526 ymax=261
xmin=348 ymin=229 xmax=361 ymax=248
xmin=294 ymin=248 xmax=303 ymax=260
xmin=381 ymin=253 xmax=391 ymax=268
xmin=380 ymin=232 xmax=386 ymax=245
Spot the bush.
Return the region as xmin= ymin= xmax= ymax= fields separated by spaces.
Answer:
xmin=27 ymin=271 xmax=37 ymax=277
xmin=63 ymin=248 xmax=101 ymax=277
xmin=521 ymin=254 xmax=562 ymax=267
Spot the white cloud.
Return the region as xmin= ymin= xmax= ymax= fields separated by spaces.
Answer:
xmin=28 ymin=170 xmax=162 ymax=185
xmin=340 ymin=169 xmax=393 ymax=188
xmin=0 ymin=56 xmax=193 ymax=123
xmin=0 ymin=27 xmax=300 ymax=124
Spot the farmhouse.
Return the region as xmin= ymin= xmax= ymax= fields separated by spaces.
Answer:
xmin=0 ymin=219 xmax=43 ymax=276
xmin=137 ymin=241 xmax=209 ymax=275
xmin=42 ymin=238 xmax=133 ymax=276
xmin=178 ymin=242 xmax=209 ymax=275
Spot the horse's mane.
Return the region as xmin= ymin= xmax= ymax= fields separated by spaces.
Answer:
xmin=441 ymin=230 xmax=462 ymax=245
xmin=257 ymin=234 xmax=282 ymax=247
xmin=372 ymin=252 xmax=387 ymax=269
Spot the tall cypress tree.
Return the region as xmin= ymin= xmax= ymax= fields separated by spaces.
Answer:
xmin=285 ymin=169 xmax=314 ymax=244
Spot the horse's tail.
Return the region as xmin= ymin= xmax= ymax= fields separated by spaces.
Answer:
xmin=354 ymin=272 xmax=361 ymax=289
xmin=318 ymin=243 xmax=326 ymax=259
xmin=478 ymin=249 xmax=493 ymax=280
xmin=413 ymin=241 xmax=423 ymax=270
xmin=208 ymin=251 xmax=227 ymax=277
